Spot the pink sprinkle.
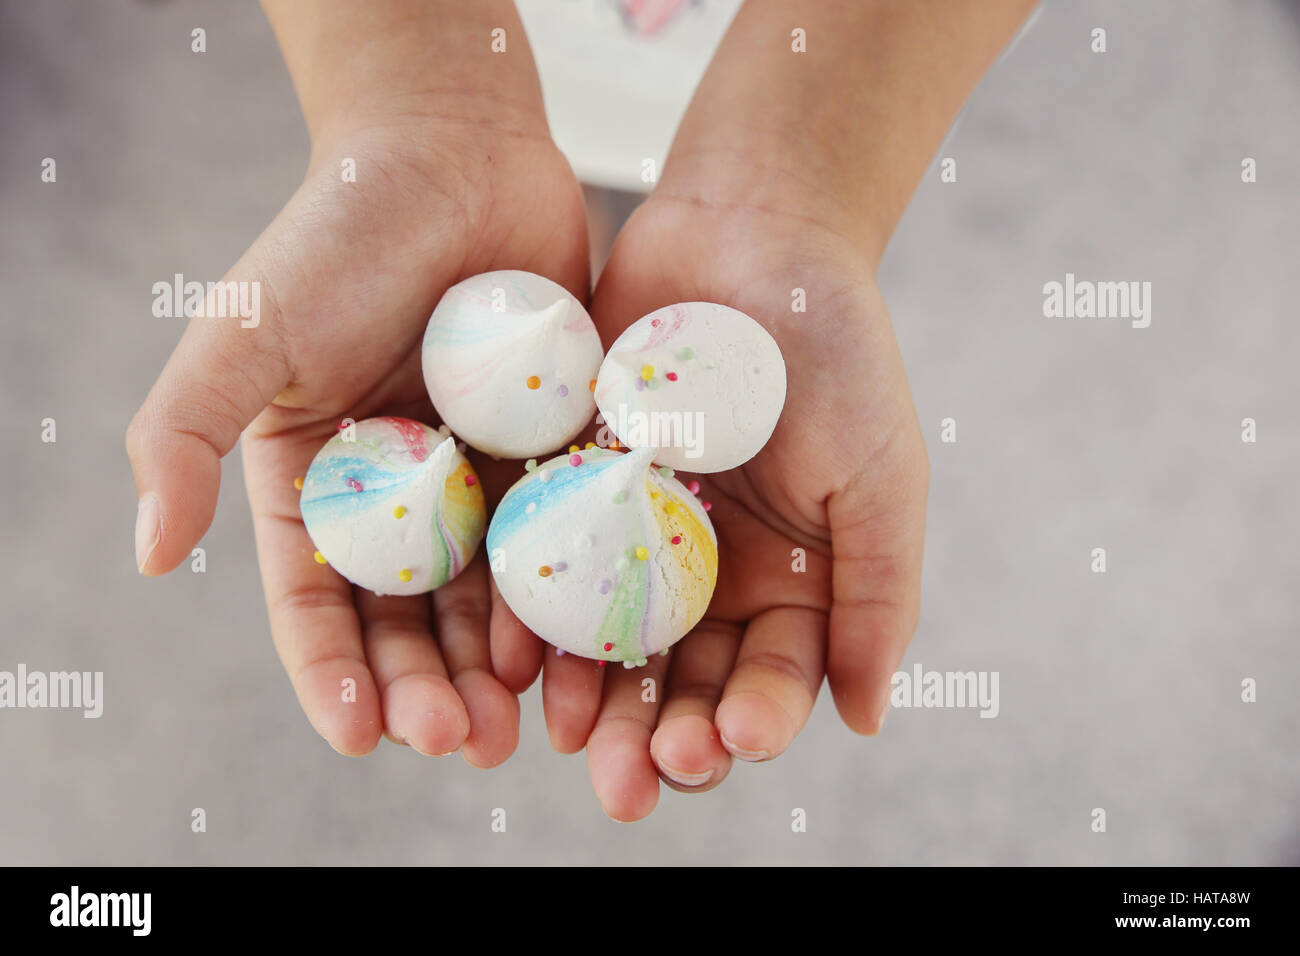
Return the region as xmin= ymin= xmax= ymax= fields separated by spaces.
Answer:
xmin=464 ymin=474 xmax=477 ymax=487
xmin=569 ymin=454 xmax=582 ymax=466
xmin=687 ymin=480 xmax=701 ymax=495
xmin=671 ymin=535 xmax=682 ymax=545
xmin=597 ymin=661 xmax=607 ymax=668
xmin=702 ymin=501 xmax=712 ymax=511
xmin=557 ymin=385 xmax=569 ymax=397
xmin=651 ymin=318 xmax=662 ymax=327
xmin=665 ymin=372 xmax=678 ymax=381
xmin=555 ymin=648 xmax=567 ymax=657
xmin=345 ymin=477 xmax=363 ymax=492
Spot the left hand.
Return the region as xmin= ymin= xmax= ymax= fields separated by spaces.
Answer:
xmin=525 ymin=176 xmax=931 ymax=820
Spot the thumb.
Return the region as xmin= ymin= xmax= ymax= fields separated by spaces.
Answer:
xmin=126 ymin=258 xmax=291 ymax=575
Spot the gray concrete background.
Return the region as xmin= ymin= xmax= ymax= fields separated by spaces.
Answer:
xmin=1 ymin=0 xmax=1297 ymax=865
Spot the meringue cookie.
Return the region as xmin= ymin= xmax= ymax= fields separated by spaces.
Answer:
xmin=594 ymin=302 xmax=786 ymax=473
xmin=300 ymin=417 xmax=485 ymax=596
xmin=422 ymin=270 xmax=604 ymax=458
xmin=487 ymin=446 xmax=717 ymax=663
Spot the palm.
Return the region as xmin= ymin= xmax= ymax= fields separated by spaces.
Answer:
xmin=238 ymin=122 xmax=589 ymax=763
xmin=538 ymin=195 xmax=929 ymax=819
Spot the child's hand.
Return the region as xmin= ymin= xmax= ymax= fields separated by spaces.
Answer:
xmin=530 ymin=177 xmax=929 ymax=819
xmin=127 ymin=1 xmax=589 ymax=762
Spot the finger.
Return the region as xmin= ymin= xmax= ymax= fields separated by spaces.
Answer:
xmin=243 ymin=432 xmax=381 ymax=756
xmin=127 ymin=250 xmax=293 ymax=575
xmin=650 ymin=622 xmax=740 ymax=793
xmin=354 ymin=589 xmax=469 ymax=757
xmin=586 ymin=654 xmax=670 ymax=822
xmin=826 ymin=440 xmax=929 ymax=734
xmin=541 ymin=645 xmax=605 ymax=754
xmin=489 ymin=576 xmax=543 ymax=694
xmin=433 ymin=555 xmax=520 ymax=769
xmin=714 ymin=606 xmax=826 ymax=762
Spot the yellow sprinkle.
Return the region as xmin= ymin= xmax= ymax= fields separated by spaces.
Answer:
xmin=585 ymin=442 xmax=596 ymax=449
xmin=640 ymin=365 xmax=655 ymax=381
xmin=538 ymin=565 xmax=553 ymax=578
xmin=313 ymin=551 xmax=327 ymax=565
xmin=589 ymin=379 xmax=597 ymax=392
xmin=569 ymin=445 xmax=580 ymax=453
xmin=526 ymin=375 xmax=541 ymax=389
xmin=664 ymin=501 xmax=679 ymax=515
xmin=392 ymin=505 xmax=406 ymax=519
xmin=398 ymin=568 xmax=413 ymax=583
xmin=293 ymin=476 xmax=304 ymax=490
xmin=635 ymin=546 xmax=650 ymax=561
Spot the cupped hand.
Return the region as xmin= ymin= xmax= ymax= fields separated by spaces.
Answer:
xmin=530 ymin=185 xmax=930 ymax=820
xmin=127 ymin=112 xmax=589 ymax=763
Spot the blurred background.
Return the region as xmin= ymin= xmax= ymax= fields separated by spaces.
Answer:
xmin=1 ymin=0 xmax=1297 ymax=865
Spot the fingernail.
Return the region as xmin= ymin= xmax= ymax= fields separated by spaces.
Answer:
xmin=719 ymin=732 xmax=771 ymax=762
xmin=660 ymin=764 xmax=715 ymax=788
xmin=135 ymin=492 xmax=162 ymax=573
xmin=876 ymin=699 xmax=890 ymax=733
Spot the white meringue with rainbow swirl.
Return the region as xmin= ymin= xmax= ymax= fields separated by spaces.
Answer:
xmin=300 ymin=417 xmax=485 ymax=596
xmin=422 ymin=270 xmax=604 ymax=459
xmin=487 ymin=446 xmax=717 ymax=663
xmin=594 ymin=301 xmax=786 ymax=473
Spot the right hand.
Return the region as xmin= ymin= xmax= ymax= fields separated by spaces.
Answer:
xmin=126 ymin=109 xmax=589 ymax=763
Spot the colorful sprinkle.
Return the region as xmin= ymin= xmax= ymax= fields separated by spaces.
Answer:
xmin=556 ymin=384 xmax=569 ymax=397
xmin=597 ymin=579 xmax=611 ymax=594
xmin=293 ymin=476 xmax=304 ymax=490
xmin=671 ymin=535 xmax=682 ymax=545
xmin=569 ymin=445 xmax=580 ymax=453
xmin=623 ymin=660 xmax=636 ymax=669
xmin=646 ymin=377 xmax=660 ymax=390
xmin=635 ymin=546 xmax=650 ymax=561
xmin=589 ymin=379 xmax=597 ymax=392
xmin=556 ymin=648 xmax=567 ymax=657
xmin=640 ymin=365 xmax=655 ymax=380
xmin=525 ymin=458 xmax=538 ymax=472
xmin=614 ymin=555 xmax=629 ymax=572
xmin=538 ymin=565 xmax=553 ymax=578
xmin=635 ymin=657 xmax=648 ymax=667
xmin=702 ymin=501 xmax=712 ymax=512
xmin=398 ymin=568 xmax=413 ymax=583
xmin=687 ymin=480 xmax=701 ymax=495
xmin=634 ymin=378 xmax=646 ymax=392
xmin=526 ymin=375 xmax=541 ymax=389
xmin=553 ymin=561 xmax=568 ymax=572
xmin=658 ymin=466 xmax=675 ymax=478
xmin=664 ymin=501 xmax=679 ymax=516
xmin=665 ymin=372 xmax=678 ymax=382
xmin=313 ymin=551 xmax=327 ymax=565
xmin=538 ymin=469 xmax=553 ymax=483
xmin=464 ymin=474 xmax=477 ymax=487
xmin=392 ymin=505 xmax=406 ymax=519
xmin=585 ymin=441 xmax=596 ymax=449
xmin=345 ymin=477 xmax=363 ymax=492
xmin=603 ymin=642 xmax=614 ymax=652
xmin=568 ymin=454 xmax=582 ymax=466
xmin=651 ymin=318 xmax=661 ymax=328
xmin=598 ymin=661 xmax=607 ymax=668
